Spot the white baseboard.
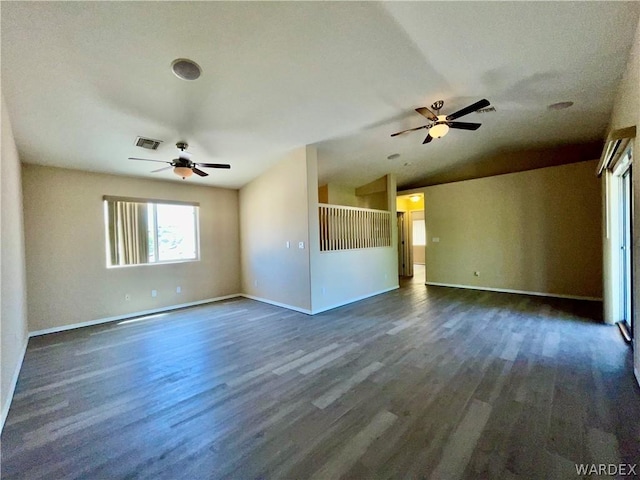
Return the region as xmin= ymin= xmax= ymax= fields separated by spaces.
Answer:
xmin=1 ymin=337 xmax=28 ymax=433
xmin=425 ymin=282 xmax=602 ymax=302
xmin=29 ymin=294 xmax=242 ymax=337
xmin=310 ymin=285 xmax=400 ymax=314
xmin=242 ymin=286 xmax=400 ymax=315
xmin=241 ymin=294 xmax=312 ymax=315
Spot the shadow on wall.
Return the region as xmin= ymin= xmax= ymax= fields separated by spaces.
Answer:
xmin=319 ymin=175 xmax=392 ymax=210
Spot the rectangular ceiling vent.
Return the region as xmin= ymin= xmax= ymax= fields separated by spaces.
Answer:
xmin=475 ymin=106 xmax=496 ymax=114
xmin=134 ymin=136 xmax=163 ymax=150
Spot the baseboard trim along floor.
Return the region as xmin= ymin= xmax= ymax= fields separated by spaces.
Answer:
xmin=28 ymin=294 xmax=242 ymax=337
xmin=425 ymin=282 xmax=602 ymax=302
xmin=1 ymin=338 xmax=28 ymax=431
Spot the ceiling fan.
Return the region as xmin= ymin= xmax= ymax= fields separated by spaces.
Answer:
xmin=128 ymin=142 xmax=231 ymax=179
xmin=391 ymin=99 xmax=490 ymax=144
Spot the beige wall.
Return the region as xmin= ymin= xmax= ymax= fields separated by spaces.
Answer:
xmin=1 ymin=95 xmax=29 ymax=428
xmin=424 ymin=160 xmax=602 ymax=299
xmin=239 ymin=147 xmax=312 ymax=311
xmin=607 ymin=17 xmax=639 ymax=384
xmin=327 ymin=184 xmax=358 ymax=207
xmin=310 ymin=173 xmax=399 ymax=313
xmin=22 ymin=165 xmax=240 ymax=332
xmin=355 ymin=176 xmax=390 ymax=211
xmin=320 ymin=181 xmax=389 ymax=210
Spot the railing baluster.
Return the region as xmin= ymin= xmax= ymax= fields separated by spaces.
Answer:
xmin=318 ymin=204 xmax=391 ymax=252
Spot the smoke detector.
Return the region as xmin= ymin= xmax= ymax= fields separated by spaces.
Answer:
xmin=171 ymin=58 xmax=202 ymax=81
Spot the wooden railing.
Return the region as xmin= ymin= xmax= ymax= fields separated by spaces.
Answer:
xmin=319 ymin=204 xmax=391 ymax=252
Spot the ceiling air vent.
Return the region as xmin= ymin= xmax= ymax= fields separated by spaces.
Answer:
xmin=134 ymin=137 xmax=163 ymax=150
xmin=475 ymin=106 xmax=496 ymax=114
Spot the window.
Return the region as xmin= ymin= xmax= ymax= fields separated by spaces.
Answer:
xmin=104 ymin=196 xmax=199 ymax=267
xmin=412 ymin=219 xmax=426 ymax=246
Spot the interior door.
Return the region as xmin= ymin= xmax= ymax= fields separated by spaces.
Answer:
xmin=621 ymin=165 xmax=633 ymax=335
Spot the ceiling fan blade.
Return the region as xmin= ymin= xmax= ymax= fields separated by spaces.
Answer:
xmin=448 ymin=121 xmax=482 ymax=131
xmin=151 ymin=166 xmax=172 ymax=173
xmin=422 ymin=134 xmax=433 ymax=144
xmin=415 ymin=107 xmax=438 ymax=121
xmin=128 ymin=157 xmax=170 ymax=164
xmin=196 ymin=163 xmax=231 ymax=169
xmin=445 ymin=99 xmax=490 ymax=121
xmin=192 ymin=167 xmax=208 ymax=177
xmin=390 ymin=125 xmax=427 ymax=137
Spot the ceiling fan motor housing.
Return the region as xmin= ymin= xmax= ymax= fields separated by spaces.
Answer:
xmin=173 ymin=158 xmax=192 ymax=167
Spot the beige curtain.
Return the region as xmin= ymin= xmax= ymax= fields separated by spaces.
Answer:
xmin=107 ymin=201 xmax=149 ymax=265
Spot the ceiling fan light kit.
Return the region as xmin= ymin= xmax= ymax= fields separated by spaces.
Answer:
xmin=174 ymin=166 xmax=193 ymax=179
xmin=429 ymin=116 xmax=450 ymax=139
xmin=392 ymin=98 xmax=490 ymax=144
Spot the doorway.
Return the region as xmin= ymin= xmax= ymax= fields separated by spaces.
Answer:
xmin=609 ymin=144 xmax=634 ymax=338
xmin=618 ymin=161 xmax=633 ymax=336
xmin=397 ymin=211 xmax=412 ymax=277
xmin=396 ymin=193 xmax=425 ymax=284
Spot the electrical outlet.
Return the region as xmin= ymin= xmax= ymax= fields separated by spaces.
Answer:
xmin=286 ymin=241 xmax=290 ymax=249
xmin=298 ymin=241 xmax=304 ymax=249
xmin=474 ymin=271 xmax=480 ymax=277
xmin=176 ymin=286 xmax=181 ymax=293
xmin=151 ymin=289 xmax=158 ymax=297
xmin=125 ymin=294 xmax=131 ymax=301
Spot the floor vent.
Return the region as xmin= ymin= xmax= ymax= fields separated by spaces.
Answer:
xmin=134 ymin=137 xmax=163 ymax=150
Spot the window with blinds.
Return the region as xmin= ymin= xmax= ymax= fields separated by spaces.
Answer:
xmin=103 ymin=196 xmax=199 ymax=267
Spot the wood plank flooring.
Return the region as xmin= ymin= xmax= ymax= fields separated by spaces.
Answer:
xmin=2 ymin=275 xmax=639 ymax=479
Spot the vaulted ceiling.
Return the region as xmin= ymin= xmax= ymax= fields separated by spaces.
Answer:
xmin=2 ymin=2 xmax=639 ymax=190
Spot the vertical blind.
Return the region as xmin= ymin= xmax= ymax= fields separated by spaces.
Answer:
xmin=106 ymin=200 xmax=149 ymax=266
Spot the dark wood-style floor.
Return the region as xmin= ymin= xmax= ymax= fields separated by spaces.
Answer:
xmin=2 ymin=273 xmax=639 ymax=479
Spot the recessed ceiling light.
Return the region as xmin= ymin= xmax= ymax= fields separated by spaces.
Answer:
xmin=409 ymin=195 xmax=421 ymax=202
xmin=387 ymin=153 xmax=400 ymax=160
xmin=547 ymin=101 xmax=574 ymax=111
xmin=171 ymin=58 xmax=202 ymax=81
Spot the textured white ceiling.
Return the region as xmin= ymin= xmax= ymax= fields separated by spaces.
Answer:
xmin=2 ymin=2 xmax=639 ymax=189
